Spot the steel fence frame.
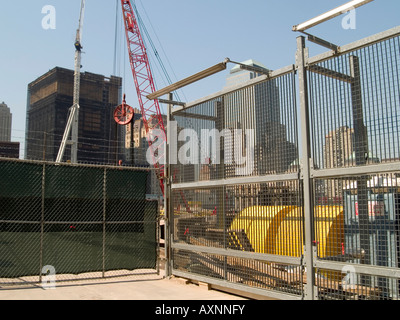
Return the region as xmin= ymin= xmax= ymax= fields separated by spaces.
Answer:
xmin=303 ymin=26 xmax=400 ymax=300
xmin=168 ymin=65 xmax=303 ymax=300
xmin=166 ymin=25 xmax=400 ymax=300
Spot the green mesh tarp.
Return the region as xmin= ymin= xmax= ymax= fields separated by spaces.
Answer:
xmin=0 ymin=160 xmax=158 ymax=278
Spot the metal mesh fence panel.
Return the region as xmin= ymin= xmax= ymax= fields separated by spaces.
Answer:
xmin=308 ymin=36 xmax=400 ymax=170
xmin=316 ymin=268 xmax=399 ymax=300
xmin=173 ymin=248 xmax=303 ymax=297
xmin=172 ymin=72 xmax=298 ymax=183
xmin=170 ymin=70 xmax=302 ymax=299
xmin=308 ymin=31 xmax=400 ymax=299
xmin=172 ymin=182 xmax=302 ymax=253
xmin=168 ymin=27 xmax=400 ymax=299
xmin=0 ymin=158 xmax=159 ymax=285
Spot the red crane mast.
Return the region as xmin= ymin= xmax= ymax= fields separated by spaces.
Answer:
xmin=120 ymin=0 xmax=166 ymax=195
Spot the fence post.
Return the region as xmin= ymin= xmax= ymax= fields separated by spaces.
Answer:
xmin=349 ymin=55 xmax=371 ymax=287
xmin=165 ymin=92 xmax=173 ymax=277
xmin=102 ymin=167 xmax=107 ymax=278
xmin=39 ymin=163 xmax=46 ymax=283
xmin=296 ymin=36 xmax=316 ymax=300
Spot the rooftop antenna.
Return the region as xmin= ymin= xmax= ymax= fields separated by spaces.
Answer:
xmin=56 ymin=0 xmax=86 ymax=163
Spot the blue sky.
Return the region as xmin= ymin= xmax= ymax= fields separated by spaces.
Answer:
xmin=0 ymin=0 xmax=399 ymax=155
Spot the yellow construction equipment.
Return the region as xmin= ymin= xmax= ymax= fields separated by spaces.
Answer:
xmin=230 ymin=205 xmax=344 ymax=259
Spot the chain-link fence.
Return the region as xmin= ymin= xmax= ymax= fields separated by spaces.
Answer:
xmin=0 ymin=158 xmax=160 ymax=286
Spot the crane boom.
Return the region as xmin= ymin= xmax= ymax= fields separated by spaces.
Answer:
xmin=120 ymin=0 xmax=166 ymax=195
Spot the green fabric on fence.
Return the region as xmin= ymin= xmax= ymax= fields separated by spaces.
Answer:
xmin=0 ymin=160 xmax=158 ymax=278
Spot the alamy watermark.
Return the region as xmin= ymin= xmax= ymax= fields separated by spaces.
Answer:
xmin=341 ymin=6 xmax=356 ymax=30
xmin=146 ymin=121 xmax=255 ymax=176
xmin=42 ymin=5 xmax=56 ymax=30
xmin=341 ymin=265 xmax=357 ymax=290
xmin=41 ymin=265 xmax=56 ymax=290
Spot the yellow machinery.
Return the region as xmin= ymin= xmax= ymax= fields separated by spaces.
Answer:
xmin=229 ymin=205 xmax=344 ymax=259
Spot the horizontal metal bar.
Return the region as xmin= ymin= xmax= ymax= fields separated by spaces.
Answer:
xmin=314 ymin=259 xmax=400 ymax=279
xmin=0 ymin=220 xmax=157 ymax=225
xmin=0 ymin=220 xmax=41 ymax=224
xmin=293 ymin=0 xmax=374 ymax=32
xmin=172 ymin=64 xmax=296 ymax=115
xmin=305 ymin=32 xmax=339 ymax=52
xmin=0 ymin=157 xmax=153 ymax=172
xmin=157 ymin=98 xmax=186 ymax=107
xmin=308 ymin=25 xmax=400 ymax=65
xmin=172 ymin=242 xmax=302 ymax=265
xmin=173 ymin=111 xmax=218 ymax=122
xmin=103 ymin=221 xmax=157 ymax=224
xmin=172 ymin=172 xmax=299 ymax=190
xmin=227 ymin=58 xmax=271 ymax=75
xmin=172 ymin=270 xmax=303 ymax=300
xmin=308 ymin=64 xmax=353 ymax=83
xmin=147 ymin=61 xmax=228 ymax=100
xmin=311 ymin=161 xmax=400 ymax=178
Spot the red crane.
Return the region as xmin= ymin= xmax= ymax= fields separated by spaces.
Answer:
xmin=119 ymin=0 xmax=166 ymax=195
xmin=117 ymin=1 xmax=192 ymax=215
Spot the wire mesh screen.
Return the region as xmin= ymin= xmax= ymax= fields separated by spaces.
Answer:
xmin=316 ymin=268 xmax=399 ymax=300
xmin=172 ymin=72 xmax=298 ymax=184
xmin=308 ymin=36 xmax=400 ymax=170
xmin=168 ymin=28 xmax=400 ymax=300
xmin=173 ymin=248 xmax=304 ymax=296
xmin=308 ymin=33 xmax=400 ymax=299
xmin=313 ymin=174 xmax=400 ymax=298
xmin=173 ymin=182 xmax=302 ymax=252
xmin=0 ymin=158 xmax=159 ymax=284
xmin=170 ymin=71 xmax=302 ymax=298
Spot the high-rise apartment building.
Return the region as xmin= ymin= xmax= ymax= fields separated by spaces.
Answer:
xmin=324 ymin=126 xmax=355 ymax=169
xmin=26 ymin=67 xmax=122 ymax=163
xmin=0 ymin=102 xmax=12 ymax=142
xmin=324 ymin=126 xmax=355 ymax=200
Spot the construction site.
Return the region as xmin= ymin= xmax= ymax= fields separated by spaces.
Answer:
xmin=1 ymin=0 xmax=400 ymax=301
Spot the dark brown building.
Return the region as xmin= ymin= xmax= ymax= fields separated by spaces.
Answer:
xmin=0 ymin=141 xmax=20 ymax=159
xmin=26 ymin=67 xmax=122 ymax=164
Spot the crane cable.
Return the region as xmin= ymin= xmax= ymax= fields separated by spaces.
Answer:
xmin=113 ymin=0 xmax=185 ymax=110
xmin=131 ymin=0 xmax=185 ymax=103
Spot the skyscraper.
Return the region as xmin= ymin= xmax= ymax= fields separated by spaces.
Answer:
xmin=224 ymin=60 xmax=297 ymax=176
xmin=223 ymin=60 xmax=298 ymax=208
xmin=26 ymin=67 xmax=122 ymax=163
xmin=0 ymin=102 xmax=12 ymax=142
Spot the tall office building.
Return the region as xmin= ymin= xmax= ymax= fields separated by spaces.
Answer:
xmin=26 ymin=67 xmax=122 ymax=163
xmin=224 ymin=60 xmax=298 ymax=208
xmin=123 ymin=110 xmax=167 ymax=167
xmin=0 ymin=101 xmax=12 ymax=142
xmin=224 ymin=59 xmax=297 ymax=176
xmin=124 ymin=108 xmax=145 ymax=166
